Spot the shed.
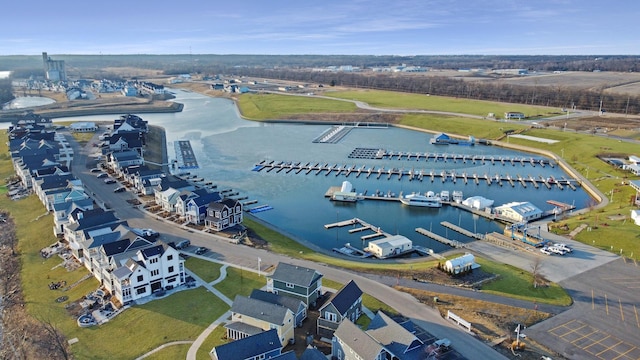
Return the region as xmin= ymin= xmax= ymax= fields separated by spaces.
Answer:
xmin=444 ymin=253 xmax=478 ymax=274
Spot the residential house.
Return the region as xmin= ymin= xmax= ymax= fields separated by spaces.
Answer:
xmin=69 ymin=122 xmax=98 ymax=133
xmin=32 ymin=174 xmax=75 ymax=204
xmin=317 ymin=280 xmax=363 ymax=339
xmin=174 ymin=188 xmax=210 ymax=219
xmin=154 ymin=175 xmax=195 ymax=212
xmin=106 ymin=150 xmax=144 ymax=174
xmin=250 ymin=289 xmax=307 ymax=327
xmin=630 ymin=180 xmax=640 ymax=206
xmin=185 ymin=191 xmax=222 ymax=225
xmin=299 ymin=347 xmax=328 ymax=360
xmin=226 ymin=295 xmax=295 ymax=347
xmin=106 ymin=131 xmax=144 ymax=155
xmin=204 ymin=198 xmax=243 ymax=231
xmin=52 ymin=197 xmax=94 ymax=236
xmin=210 ymin=329 xmax=282 ymax=360
xmin=64 ymin=208 xmax=122 ymax=260
xmin=266 ymin=262 xmax=323 ymax=308
xmin=40 ymin=179 xmax=87 ymax=211
xmin=110 ymin=241 xmax=184 ymax=305
xmin=114 ymin=114 xmax=148 ymax=133
xmin=632 ymin=210 xmax=640 ymax=226
xmin=332 ymin=312 xmax=427 ymax=360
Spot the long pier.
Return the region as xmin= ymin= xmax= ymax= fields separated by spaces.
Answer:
xmin=347 ymin=147 xmax=554 ymax=167
xmin=254 ymin=160 xmax=577 ymax=190
xmin=440 ymin=221 xmax=484 ymax=240
xmin=415 ymin=227 xmax=466 ymax=248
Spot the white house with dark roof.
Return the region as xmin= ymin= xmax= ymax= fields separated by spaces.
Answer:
xmin=317 ymin=280 xmax=363 ymax=339
xmin=110 ymin=242 xmax=184 ymax=305
xmin=210 ymin=328 xmax=282 ymax=360
xmin=266 ymin=262 xmax=323 ymax=308
xmin=332 ymin=311 xmax=428 ymax=360
xmin=226 ymin=295 xmax=295 ymax=346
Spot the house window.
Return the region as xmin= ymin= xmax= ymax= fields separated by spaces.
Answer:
xmin=123 ymin=288 xmax=131 ymax=298
xmin=286 ymin=282 xmax=294 ymax=289
xmin=149 ymin=257 xmax=158 ymax=264
xmin=167 ymin=254 xmax=173 ymax=261
xmin=151 ymin=269 xmax=159 ymax=276
xmin=137 ymin=275 xmax=144 ymax=282
xmin=136 ymin=287 xmax=146 ymax=295
xmin=325 ymin=312 xmax=337 ymax=322
xmin=168 ymin=266 xmax=174 ymax=273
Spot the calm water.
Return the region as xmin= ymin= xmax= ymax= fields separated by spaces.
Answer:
xmin=56 ymin=89 xmax=591 ymax=254
xmin=2 ymin=96 xmax=55 ymax=110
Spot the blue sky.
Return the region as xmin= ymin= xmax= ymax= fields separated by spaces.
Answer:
xmin=2 ymin=0 xmax=638 ymax=55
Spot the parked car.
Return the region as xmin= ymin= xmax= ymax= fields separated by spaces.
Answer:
xmin=554 ymin=243 xmax=572 ymax=253
xmin=96 ymin=172 xmax=108 ymax=178
xmin=90 ymin=168 xmax=101 ymax=173
xmin=548 ymin=246 xmax=566 ymax=255
xmin=540 ymin=247 xmax=552 ymax=255
xmin=113 ymin=186 xmax=126 ymax=193
xmin=176 ymin=240 xmax=191 ymax=249
xmin=195 ymin=247 xmax=208 ymax=255
xmin=104 ymin=178 xmax=116 ymax=184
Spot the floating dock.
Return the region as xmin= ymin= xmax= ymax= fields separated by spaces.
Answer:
xmin=415 ymin=227 xmax=466 ymax=248
xmin=440 ymin=221 xmax=484 ymax=240
xmin=254 ymin=160 xmax=576 ymax=190
xmin=347 ymin=148 xmax=554 ymax=167
xmin=174 ymin=140 xmax=199 ymax=170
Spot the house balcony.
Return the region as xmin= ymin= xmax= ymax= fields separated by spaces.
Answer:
xmin=317 ymin=317 xmax=339 ymax=331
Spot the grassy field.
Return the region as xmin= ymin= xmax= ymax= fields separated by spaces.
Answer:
xmin=237 ymin=93 xmax=357 ymax=120
xmin=399 ymin=113 xmax=529 ymax=139
xmin=476 ymin=258 xmax=572 ymax=306
xmin=185 ymin=257 xmax=222 ymax=283
xmin=324 ymin=90 xmax=559 ymax=118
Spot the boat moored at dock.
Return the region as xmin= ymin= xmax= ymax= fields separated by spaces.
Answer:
xmin=400 ymin=192 xmax=442 ymax=208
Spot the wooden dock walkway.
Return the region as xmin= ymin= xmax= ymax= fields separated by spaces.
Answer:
xmin=440 ymin=221 xmax=484 ymax=240
xmin=415 ymin=227 xmax=466 ymax=248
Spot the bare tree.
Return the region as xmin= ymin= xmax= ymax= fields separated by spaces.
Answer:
xmin=36 ymin=316 xmax=71 ymax=360
xmin=530 ymin=257 xmax=546 ymax=288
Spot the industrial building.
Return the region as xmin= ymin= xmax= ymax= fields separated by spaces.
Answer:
xmin=42 ymin=52 xmax=66 ymax=81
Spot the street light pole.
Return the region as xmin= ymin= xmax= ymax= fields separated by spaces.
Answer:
xmin=258 ymin=257 xmax=261 ymax=277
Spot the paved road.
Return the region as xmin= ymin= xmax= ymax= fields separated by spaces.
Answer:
xmin=67 ymin=131 xmax=508 ymax=359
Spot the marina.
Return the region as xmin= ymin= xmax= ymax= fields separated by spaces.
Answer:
xmin=347 ymin=147 xmax=554 ymax=167
xmin=415 ymin=227 xmax=466 ymax=249
xmin=255 ymin=160 xmax=576 ymax=190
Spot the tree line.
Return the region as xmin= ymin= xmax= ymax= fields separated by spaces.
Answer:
xmin=221 ymin=67 xmax=640 ymax=115
xmin=0 ymin=78 xmax=15 ymax=105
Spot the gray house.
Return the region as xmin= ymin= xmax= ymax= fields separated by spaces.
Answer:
xmin=332 ymin=311 xmax=427 ymax=360
xmin=266 ymin=262 xmax=323 ymax=308
xmin=317 ymin=280 xmax=363 ymax=339
xmin=250 ymin=289 xmax=307 ymax=327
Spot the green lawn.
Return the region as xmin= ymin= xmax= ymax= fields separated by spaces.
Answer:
xmin=213 ymin=266 xmax=266 ymax=299
xmin=477 ymin=258 xmax=572 ymax=306
xmin=186 ymin=257 xmax=222 ymax=282
xmin=237 ymin=93 xmax=357 ymax=119
xmin=324 ymin=90 xmax=559 ymax=118
xmin=144 ymin=344 xmax=189 ymax=360
xmin=399 ymin=113 xmax=529 ymax=139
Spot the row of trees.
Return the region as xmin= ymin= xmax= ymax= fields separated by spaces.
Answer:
xmin=0 ymin=78 xmax=15 ymax=105
xmin=221 ymin=67 xmax=640 ymax=115
xmin=0 ymin=212 xmax=70 ymax=360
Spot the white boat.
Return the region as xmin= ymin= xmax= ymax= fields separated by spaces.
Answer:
xmin=400 ymin=192 xmax=442 ymax=208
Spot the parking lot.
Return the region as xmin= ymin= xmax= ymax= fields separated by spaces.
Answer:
xmin=528 ymin=258 xmax=640 ymax=359
xmin=547 ymin=319 xmax=640 ymax=359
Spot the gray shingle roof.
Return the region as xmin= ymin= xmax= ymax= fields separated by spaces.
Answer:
xmin=270 ymin=262 xmax=323 ymax=288
xmin=250 ymin=289 xmax=305 ymax=314
xmin=366 ymin=312 xmax=423 ymax=357
xmin=230 ymin=295 xmax=291 ymax=326
xmin=334 ymin=319 xmax=383 ymax=359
